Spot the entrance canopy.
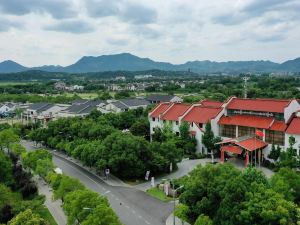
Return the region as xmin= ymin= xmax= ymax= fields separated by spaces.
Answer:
xmin=216 ymin=136 xmax=268 ymax=152
xmin=221 ymin=145 xmax=242 ymax=154
xmin=235 ymin=137 xmax=267 ymax=151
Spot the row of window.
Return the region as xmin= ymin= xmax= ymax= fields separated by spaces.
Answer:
xmin=227 ymin=109 xmax=284 ymax=121
xmin=220 ymin=125 xmax=285 ymax=146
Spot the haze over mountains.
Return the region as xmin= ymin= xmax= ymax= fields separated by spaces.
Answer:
xmin=0 ymin=53 xmax=300 ymax=74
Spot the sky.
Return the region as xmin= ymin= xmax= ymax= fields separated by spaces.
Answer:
xmin=0 ymin=0 xmax=299 ymax=67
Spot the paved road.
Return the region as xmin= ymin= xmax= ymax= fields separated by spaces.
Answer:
xmin=135 ymin=158 xmax=211 ymax=191
xmin=22 ymin=141 xmax=173 ymax=225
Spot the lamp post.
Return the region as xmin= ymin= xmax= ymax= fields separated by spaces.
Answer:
xmin=173 ymin=185 xmax=184 ymax=225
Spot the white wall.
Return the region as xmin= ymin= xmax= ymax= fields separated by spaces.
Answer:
xmin=284 ymin=100 xmax=300 ymax=123
xmin=171 ymin=96 xmax=183 ymax=102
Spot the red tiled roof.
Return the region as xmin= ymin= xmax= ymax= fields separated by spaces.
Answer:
xmin=150 ymin=102 xmax=172 ymax=118
xmin=218 ymin=115 xmax=274 ymax=129
xmin=227 ymin=98 xmax=292 ymax=113
xmin=200 ymin=100 xmax=223 ymax=107
xmin=236 ymin=137 xmax=268 ymax=151
xmin=183 ymin=106 xmax=222 ymax=124
xmin=161 ymin=103 xmax=191 ymax=121
xmin=270 ymin=121 xmax=287 ymax=132
xmin=221 ymin=145 xmax=242 ymax=154
xmin=286 ymin=117 xmax=300 ymax=135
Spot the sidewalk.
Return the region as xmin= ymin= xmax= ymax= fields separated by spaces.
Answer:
xmin=134 ymin=158 xmax=211 ymax=191
xmin=33 ymin=176 xmax=67 ymax=225
xmin=166 ymin=213 xmax=190 ymax=225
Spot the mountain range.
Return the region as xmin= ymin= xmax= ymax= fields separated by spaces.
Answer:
xmin=0 ymin=53 xmax=300 ymax=74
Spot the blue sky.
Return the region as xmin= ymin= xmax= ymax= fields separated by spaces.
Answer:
xmin=0 ymin=0 xmax=299 ymax=66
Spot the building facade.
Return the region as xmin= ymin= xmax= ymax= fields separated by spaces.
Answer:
xmin=149 ymin=97 xmax=300 ymax=158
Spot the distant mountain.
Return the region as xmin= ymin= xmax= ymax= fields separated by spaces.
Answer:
xmin=0 ymin=53 xmax=299 ymax=74
xmin=0 ymin=60 xmax=28 ymax=73
xmin=279 ymin=57 xmax=300 ymax=72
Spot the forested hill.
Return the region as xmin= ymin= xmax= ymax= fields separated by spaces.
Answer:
xmin=0 ymin=53 xmax=300 ymax=73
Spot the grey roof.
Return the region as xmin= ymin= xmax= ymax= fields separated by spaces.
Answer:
xmin=65 ymin=102 xmax=96 ymax=114
xmin=146 ymin=95 xmax=175 ymax=102
xmin=72 ymin=99 xmax=106 ymax=106
xmin=119 ymin=98 xmax=150 ymax=107
xmin=28 ymin=103 xmax=54 ymax=112
xmin=112 ymin=101 xmax=129 ymax=110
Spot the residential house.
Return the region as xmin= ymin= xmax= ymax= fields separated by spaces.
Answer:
xmin=146 ymin=95 xmax=183 ymax=104
xmin=106 ymin=98 xmax=150 ymax=113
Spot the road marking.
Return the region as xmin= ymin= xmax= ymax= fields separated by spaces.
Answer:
xmin=103 ymin=190 xmax=111 ymax=195
xmin=51 ymin=155 xmax=152 ymax=225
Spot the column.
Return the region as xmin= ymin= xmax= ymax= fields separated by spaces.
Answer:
xmin=245 ymin=151 xmax=249 ymax=166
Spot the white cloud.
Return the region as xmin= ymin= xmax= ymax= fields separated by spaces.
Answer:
xmin=0 ymin=0 xmax=299 ymax=66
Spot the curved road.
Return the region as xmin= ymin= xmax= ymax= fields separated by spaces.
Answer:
xmin=23 ymin=141 xmax=173 ymax=225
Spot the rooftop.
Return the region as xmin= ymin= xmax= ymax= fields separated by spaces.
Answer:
xmin=150 ymin=102 xmax=172 ymax=118
xmin=161 ymin=103 xmax=191 ymax=121
xmin=286 ymin=117 xmax=300 ymax=135
xmin=219 ymin=115 xmax=274 ymax=129
xmin=200 ymin=100 xmax=223 ymax=108
xmin=226 ymin=97 xmax=292 ymax=113
xmin=182 ymin=105 xmax=222 ymax=124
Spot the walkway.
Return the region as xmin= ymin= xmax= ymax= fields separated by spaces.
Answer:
xmin=33 ymin=175 xmax=67 ymax=225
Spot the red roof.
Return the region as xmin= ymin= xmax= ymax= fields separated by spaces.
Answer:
xmin=227 ymin=98 xmax=291 ymax=113
xmin=286 ymin=117 xmax=300 ymax=135
xmin=270 ymin=121 xmax=287 ymax=132
xmin=161 ymin=103 xmax=191 ymax=121
xmin=200 ymin=100 xmax=223 ymax=107
xmin=219 ymin=115 xmax=274 ymax=129
xmin=150 ymin=102 xmax=172 ymax=118
xmin=182 ymin=106 xmax=222 ymax=124
xmin=236 ymin=137 xmax=268 ymax=151
xmin=221 ymin=145 xmax=242 ymax=154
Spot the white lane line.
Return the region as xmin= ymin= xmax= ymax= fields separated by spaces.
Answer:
xmin=103 ymin=190 xmax=111 ymax=195
xmin=55 ymin=157 xmax=151 ymax=224
xmin=56 ymin=158 xmax=107 ymax=193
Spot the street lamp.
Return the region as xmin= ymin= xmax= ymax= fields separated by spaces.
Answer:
xmin=173 ymin=185 xmax=184 ymax=225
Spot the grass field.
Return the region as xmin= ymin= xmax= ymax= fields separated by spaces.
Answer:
xmin=0 ymin=82 xmax=37 ymax=86
xmin=146 ymin=187 xmax=173 ymax=202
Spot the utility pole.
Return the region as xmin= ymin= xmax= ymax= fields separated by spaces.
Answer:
xmin=243 ymin=76 xmax=250 ymax=99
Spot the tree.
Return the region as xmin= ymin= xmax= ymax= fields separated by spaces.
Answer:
xmin=35 ymin=159 xmax=54 ymax=178
xmin=97 ymin=132 xmax=152 ymax=178
xmin=54 ymin=176 xmax=85 ymax=201
xmin=22 ymin=149 xmax=52 ymax=171
xmin=278 ymin=136 xmax=299 ymax=169
xmin=8 ymin=209 xmax=47 ymax=225
xmin=174 ymin=204 xmax=190 ymax=224
xmin=10 ymin=143 xmax=26 ymax=157
xmin=81 ymin=203 xmax=121 ymax=225
xmin=268 ymin=144 xmax=281 ymax=161
xmin=0 ymin=129 xmax=19 ymax=152
xmin=270 ymin=167 xmax=300 ymax=204
xmin=0 ymin=151 xmax=14 ymax=186
xmin=202 ymin=122 xmax=221 ymax=163
xmin=129 ymin=118 xmax=150 ymax=138
xmin=194 ymin=214 xmax=213 ymax=225
xmin=63 ymin=189 xmax=109 ymax=224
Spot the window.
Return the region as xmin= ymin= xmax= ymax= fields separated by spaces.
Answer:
xmin=238 ymin=126 xmax=255 ymax=137
xmin=265 ymin=130 xmax=285 ymax=146
xmin=176 ymin=121 xmax=179 ymax=125
xmin=152 ymin=117 xmax=155 ymax=122
xmin=220 ymin=125 xmax=236 ymax=138
xmin=191 ymin=122 xmax=193 ymax=127
xmin=198 ymin=123 xmax=203 ymax=128
xmin=176 ymin=132 xmax=180 ymax=136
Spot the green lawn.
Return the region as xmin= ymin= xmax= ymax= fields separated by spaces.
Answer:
xmin=146 ymin=187 xmax=173 ymax=202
